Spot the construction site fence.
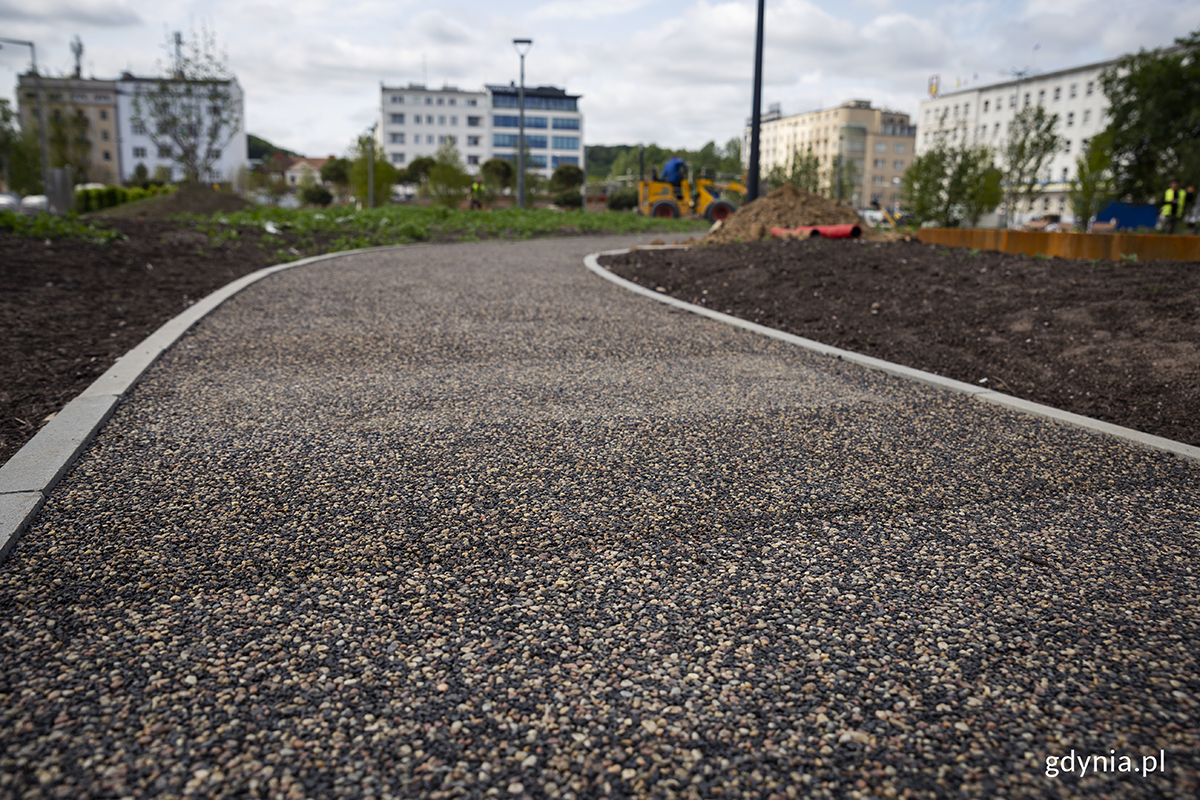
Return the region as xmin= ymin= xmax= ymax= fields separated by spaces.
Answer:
xmin=916 ymin=228 xmax=1200 ymax=262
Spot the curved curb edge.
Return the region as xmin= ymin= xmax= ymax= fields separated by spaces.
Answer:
xmin=584 ymin=248 xmax=1200 ymax=465
xmin=0 ymin=244 xmax=413 ymax=564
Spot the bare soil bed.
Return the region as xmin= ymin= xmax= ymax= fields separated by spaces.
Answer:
xmin=601 ymin=238 xmax=1200 ymax=447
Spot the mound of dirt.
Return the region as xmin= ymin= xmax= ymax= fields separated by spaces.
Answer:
xmin=705 ymin=183 xmax=876 ymax=244
xmin=94 ymin=184 xmax=255 ymax=220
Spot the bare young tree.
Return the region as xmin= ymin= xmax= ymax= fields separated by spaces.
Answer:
xmin=131 ymin=24 xmax=242 ymax=183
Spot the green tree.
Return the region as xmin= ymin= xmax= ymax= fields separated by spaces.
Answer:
xmin=1067 ymin=133 xmax=1114 ymax=229
xmin=1001 ymin=105 xmax=1062 ymax=224
xmin=948 ymin=143 xmax=1002 ymax=226
xmin=320 ymin=156 xmax=350 ymax=186
xmin=900 ymin=147 xmax=949 ymax=225
xmin=766 ymin=146 xmax=821 ymax=193
xmin=549 ymin=163 xmax=584 ymax=192
xmin=349 ymin=134 xmax=397 ymax=204
xmin=1100 ymin=29 xmax=1200 ymax=203
xmin=131 ymin=24 xmax=243 ymax=183
xmin=480 ymin=157 xmax=513 ymax=191
xmin=423 ymin=140 xmax=471 ymax=208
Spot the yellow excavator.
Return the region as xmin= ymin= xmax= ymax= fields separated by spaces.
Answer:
xmin=636 ymin=164 xmax=745 ymax=221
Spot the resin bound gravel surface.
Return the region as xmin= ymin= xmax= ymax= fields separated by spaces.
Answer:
xmin=2 ymin=236 xmax=1198 ymax=800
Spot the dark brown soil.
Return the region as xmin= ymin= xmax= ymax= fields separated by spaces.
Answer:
xmin=91 ymin=183 xmax=256 ymax=220
xmin=602 ymin=238 xmax=1200 ymax=447
xmin=0 ymin=218 xmax=313 ymax=466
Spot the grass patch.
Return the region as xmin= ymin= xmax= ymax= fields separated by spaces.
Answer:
xmin=0 ymin=211 xmax=127 ymax=244
xmin=181 ymin=204 xmax=709 ymax=260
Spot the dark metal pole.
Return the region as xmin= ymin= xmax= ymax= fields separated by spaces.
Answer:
xmin=517 ymin=55 xmax=525 ymax=208
xmin=746 ymin=0 xmax=765 ymax=202
xmin=513 ymin=39 xmax=532 ymax=209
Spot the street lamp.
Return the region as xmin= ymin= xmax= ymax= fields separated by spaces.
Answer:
xmin=513 ymin=38 xmax=532 ymax=209
xmin=0 ymin=38 xmax=51 ymax=208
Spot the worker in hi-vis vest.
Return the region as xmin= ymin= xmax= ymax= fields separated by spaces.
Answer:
xmin=1161 ymin=179 xmax=1188 ymax=235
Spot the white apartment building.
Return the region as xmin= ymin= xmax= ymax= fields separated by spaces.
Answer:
xmin=917 ymin=58 xmax=1115 ymax=222
xmin=746 ymin=100 xmax=917 ymax=208
xmin=115 ymin=74 xmax=249 ymax=184
xmin=376 ymin=82 xmax=583 ymax=178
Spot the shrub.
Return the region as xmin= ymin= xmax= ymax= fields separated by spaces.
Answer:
xmin=553 ymin=189 xmax=583 ymax=208
xmin=299 ymin=185 xmax=333 ymax=206
xmin=607 ymin=187 xmax=638 ymax=211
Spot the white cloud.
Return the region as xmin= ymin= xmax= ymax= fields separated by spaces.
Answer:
xmin=535 ymin=0 xmax=654 ymax=20
xmin=0 ymin=0 xmax=141 ymax=26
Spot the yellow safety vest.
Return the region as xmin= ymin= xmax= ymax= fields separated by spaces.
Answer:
xmin=1163 ymin=187 xmax=1186 ymax=218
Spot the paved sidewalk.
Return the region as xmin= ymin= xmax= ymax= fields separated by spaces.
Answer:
xmin=1 ymin=236 xmax=1197 ymax=799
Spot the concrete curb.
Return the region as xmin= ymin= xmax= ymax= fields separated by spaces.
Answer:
xmin=584 ymin=248 xmax=1200 ymax=465
xmin=0 ymin=244 xmax=411 ymax=563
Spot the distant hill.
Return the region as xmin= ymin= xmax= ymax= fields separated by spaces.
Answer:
xmin=248 ymin=134 xmax=300 ymax=161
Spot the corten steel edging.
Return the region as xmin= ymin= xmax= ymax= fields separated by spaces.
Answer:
xmin=917 ymin=228 xmax=1200 ymax=262
xmin=584 ymin=248 xmax=1200 ymax=465
xmin=0 ymin=244 xmax=417 ymax=565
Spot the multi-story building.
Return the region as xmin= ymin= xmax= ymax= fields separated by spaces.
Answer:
xmin=745 ymin=99 xmax=916 ymax=207
xmin=16 ymin=75 xmax=120 ymax=184
xmin=917 ymin=58 xmax=1115 ymax=221
xmin=115 ymin=73 xmax=248 ymax=184
xmin=376 ymin=82 xmax=583 ymax=178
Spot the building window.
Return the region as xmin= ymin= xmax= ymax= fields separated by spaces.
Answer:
xmin=953 ymin=104 xmax=959 ymax=117
xmin=994 ymin=122 xmax=1001 ymax=136
xmin=132 ymin=122 xmax=147 ymax=135
xmin=133 ymin=146 xmax=147 ymax=158
xmin=412 ymin=115 xmax=420 ymax=125
xmin=894 ymin=160 xmax=904 ymax=170
xmin=1083 ymin=109 xmax=1091 ymax=124
xmin=467 ymin=154 xmax=479 ymax=165
xmin=103 ymin=150 xmax=111 ymax=161
xmin=437 ymin=97 xmax=444 ymax=105
xmin=158 ymin=146 xmax=171 ymax=157
xmin=1054 ymin=86 xmax=1061 ymax=101
xmin=467 ymin=116 xmax=481 ymax=127
xmin=450 ymin=116 xmax=457 ymax=125
xmin=1024 ymin=92 xmax=1030 ymax=106
xmin=425 ymin=97 xmax=433 ymax=105
xmin=494 ymin=133 xmax=518 ymax=147
xmin=1086 ymin=81 xmax=1094 ymax=95
xmin=94 ymin=94 xmax=110 ymax=101
xmin=467 ymin=99 xmax=477 ymax=106
xmin=551 ymin=155 xmax=579 ymax=168
xmin=1062 ymin=167 xmax=1069 ymax=181
xmin=1067 ymin=112 xmax=1074 ymax=126
xmin=894 ymin=143 xmax=905 ymax=153
xmin=427 ymin=135 xmax=436 ymax=144
xmin=438 ymin=115 xmax=446 ymax=125
xmin=101 ymin=130 xmax=109 ymax=141
xmin=426 ymin=115 xmax=434 ymax=124
xmin=1043 ymin=197 xmax=1051 ymax=210
xmin=551 ymin=135 xmax=578 ymax=150
xmin=1064 ymin=139 xmax=1071 ymax=152
xmin=494 ymin=115 xmax=519 ymax=128
xmin=874 ymin=142 xmax=886 ymax=152
xmin=873 ymin=158 xmax=885 ymax=168
xmin=392 ymin=153 xmax=405 ymax=163
xmin=391 ymin=95 xmax=404 ymax=103
xmin=552 ymin=117 xmax=580 ymax=130
xmin=983 ymin=100 xmax=989 ymax=113
xmin=526 ymin=135 xmax=548 ymax=149
xmin=872 ymin=175 xmax=884 ymax=185
xmin=1070 ymin=83 xmax=1077 ymax=98
xmin=1037 ymin=89 xmax=1045 ymax=104
xmin=963 ymin=103 xmax=969 ymax=114
xmin=391 ymin=133 xmax=405 ymax=143
xmin=527 ymin=154 xmax=547 ymax=167
xmin=449 ymin=98 xmax=456 ymax=106
xmin=99 ymin=109 xmax=108 ymax=120
xmin=390 ymin=114 xmax=405 ymax=124
xmin=467 ymin=135 xmax=480 ymax=146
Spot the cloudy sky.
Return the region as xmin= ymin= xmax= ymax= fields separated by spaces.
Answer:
xmin=2 ymin=0 xmax=1196 ymax=158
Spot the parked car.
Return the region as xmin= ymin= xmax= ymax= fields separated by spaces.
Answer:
xmin=19 ymin=195 xmax=49 ymax=215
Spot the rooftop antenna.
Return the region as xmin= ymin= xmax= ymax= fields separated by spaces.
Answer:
xmin=70 ymin=35 xmax=83 ymax=78
xmin=173 ymin=31 xmax=183 ymax=77
xmin=422 ymin=54 xmax=427 ymax=86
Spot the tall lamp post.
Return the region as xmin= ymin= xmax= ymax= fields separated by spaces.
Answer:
xmin=1 ymin=38 xmax=51 ymax=207
xmin=513 ymin=38 xmax=532 ymax=209
xmin=745 ymin=0 xmax=765 ymax=202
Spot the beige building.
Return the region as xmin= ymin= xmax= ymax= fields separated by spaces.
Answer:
xmin=745 ymin=99 xmax=916 ymax=208
xmin=17 ymin=75 xmax=120 ymax=184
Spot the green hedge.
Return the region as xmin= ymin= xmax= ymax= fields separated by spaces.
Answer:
xmin=74 ymin=184 xmax=176 ymax=212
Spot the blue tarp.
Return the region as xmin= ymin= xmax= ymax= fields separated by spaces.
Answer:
xmin=1095 ymin=201 xmax=1159 ymax=230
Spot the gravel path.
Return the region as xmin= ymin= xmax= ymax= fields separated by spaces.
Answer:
xmin=2 ymin=235 xmax=1198 ymax=800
